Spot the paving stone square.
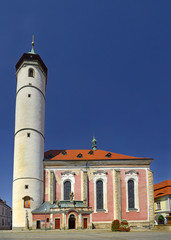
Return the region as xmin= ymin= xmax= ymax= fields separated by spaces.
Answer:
xmin=0 ymin=230 xmax=170 ymax=240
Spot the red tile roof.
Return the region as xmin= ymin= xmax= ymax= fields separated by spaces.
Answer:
xmin=154 ymin=180 xmax=171 ymax=198
xmin=44 ymin=149 xmax=151 ymax=161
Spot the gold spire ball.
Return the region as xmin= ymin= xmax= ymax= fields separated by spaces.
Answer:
xmin=30 ymin=35 xmax=35 ymax=54
xmin=32 ymin=35 xmax=34 ymax=47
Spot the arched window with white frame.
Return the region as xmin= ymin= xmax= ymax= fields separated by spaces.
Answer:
xmin=128 ymin=179 xmax=135 ymax=209
xmin=93 ymin=170 xmax=108 ymax=213
xmin=61 ymin=171 xmax=75 ymax=200
xmin=125 ymin=170 xmax=139 ymax=212
xmin=64 ymin=180 xmax=71 ymax=200
xmin=96 ymin=180 xmax=103 ymax=210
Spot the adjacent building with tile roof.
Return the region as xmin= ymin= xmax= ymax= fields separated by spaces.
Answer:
xmin=12 ymin=43 xmax=154 ymax=230
xmin=154 ymin=180 xmax=171 ymax=224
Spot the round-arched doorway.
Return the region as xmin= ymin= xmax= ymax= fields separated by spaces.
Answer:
xmin=158 ymin=215 xmax=165 ymax=225
xmin=69 ymin=214 xmax=76 ymax=229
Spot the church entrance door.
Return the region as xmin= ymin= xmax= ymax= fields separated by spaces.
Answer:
xmin=55 ymin=218 xmax=60 ymax=229
xmin=83 ymin=218 xmax=87 ymax=229
xmin=69 ymin=214 xmax=75 ymax=229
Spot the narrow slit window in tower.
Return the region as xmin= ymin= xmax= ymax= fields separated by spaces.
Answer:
xmin=27 ymin=133 xmax=30 ymax=137
xmin=28 ymin=68 xmax=34 ymax=78
xmin=28 ymin=94 xmax=31 ymax=98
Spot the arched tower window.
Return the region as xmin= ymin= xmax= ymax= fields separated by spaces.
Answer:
xmin=28 ymin=68 xmax=34 ymax=78
xmin=64 ymin=181 xmax=71 ymax=200
xmin=96 ymin=180 xmax=103 ymax=210
xmin=23 ymin=196 xmax=31 ymax=208
xmin=128 ymin=180 xmax=134 ymax=209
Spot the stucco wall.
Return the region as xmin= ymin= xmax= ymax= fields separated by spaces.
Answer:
xmin=44 ymin=167 xmax=150 ymax=224
xmin=121 ymin=169 xmax=148 ymax=221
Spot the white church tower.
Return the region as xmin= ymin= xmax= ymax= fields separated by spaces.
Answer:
xmin=12 ymin=38 xmax=47 ymax=229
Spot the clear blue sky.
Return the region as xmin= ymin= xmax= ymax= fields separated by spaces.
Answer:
xmin=0 ymin=0 xmax=171 ymax=207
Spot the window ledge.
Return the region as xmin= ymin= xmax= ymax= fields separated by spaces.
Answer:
xmin=96 ymin=209 xmax=106 ymax=212
xmin=128 ymin=208 xmax=138 ymax=212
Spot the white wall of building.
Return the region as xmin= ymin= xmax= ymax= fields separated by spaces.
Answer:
xmin=13 ymin=58 xmax=47 ymax=228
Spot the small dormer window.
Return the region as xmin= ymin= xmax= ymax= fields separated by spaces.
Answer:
xmin=62 ymin=150 xmax=67 ymax=155
xmin=105 ymin=152 xmax=111 ymax=158
xmin=28 ymin=68 xmax=34 ymax=78
xmin=88 ymin=150 xmax=94 ymax=155
xmin=77 ymin=153 xmax=83 ymax=158
xmin=48 ymin=153 xmax=54 ymax=158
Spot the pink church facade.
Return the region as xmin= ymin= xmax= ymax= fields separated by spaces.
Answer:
xmin=32 ymin=149 xmax=154 ymax=230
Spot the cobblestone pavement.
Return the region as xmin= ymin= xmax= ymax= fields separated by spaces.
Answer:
xmin=0 ymin=230 xmax=170 ymax=240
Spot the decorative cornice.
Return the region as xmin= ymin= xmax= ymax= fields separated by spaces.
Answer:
xmin=44 ymin=159 xmax=153 ymax=167
xmin=61 ymin=171 xmax=75 ymax=176
xmin=125 ymin=170 xmax=139 ymax=175
xmin=93 ymin=170 xmax=108 ymax=175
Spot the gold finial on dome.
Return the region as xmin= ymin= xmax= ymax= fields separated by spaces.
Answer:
xmin=32 ymin=35 xmax=34 ymax=47
xmin=30 ymin=35 xmax=35 ymax=54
